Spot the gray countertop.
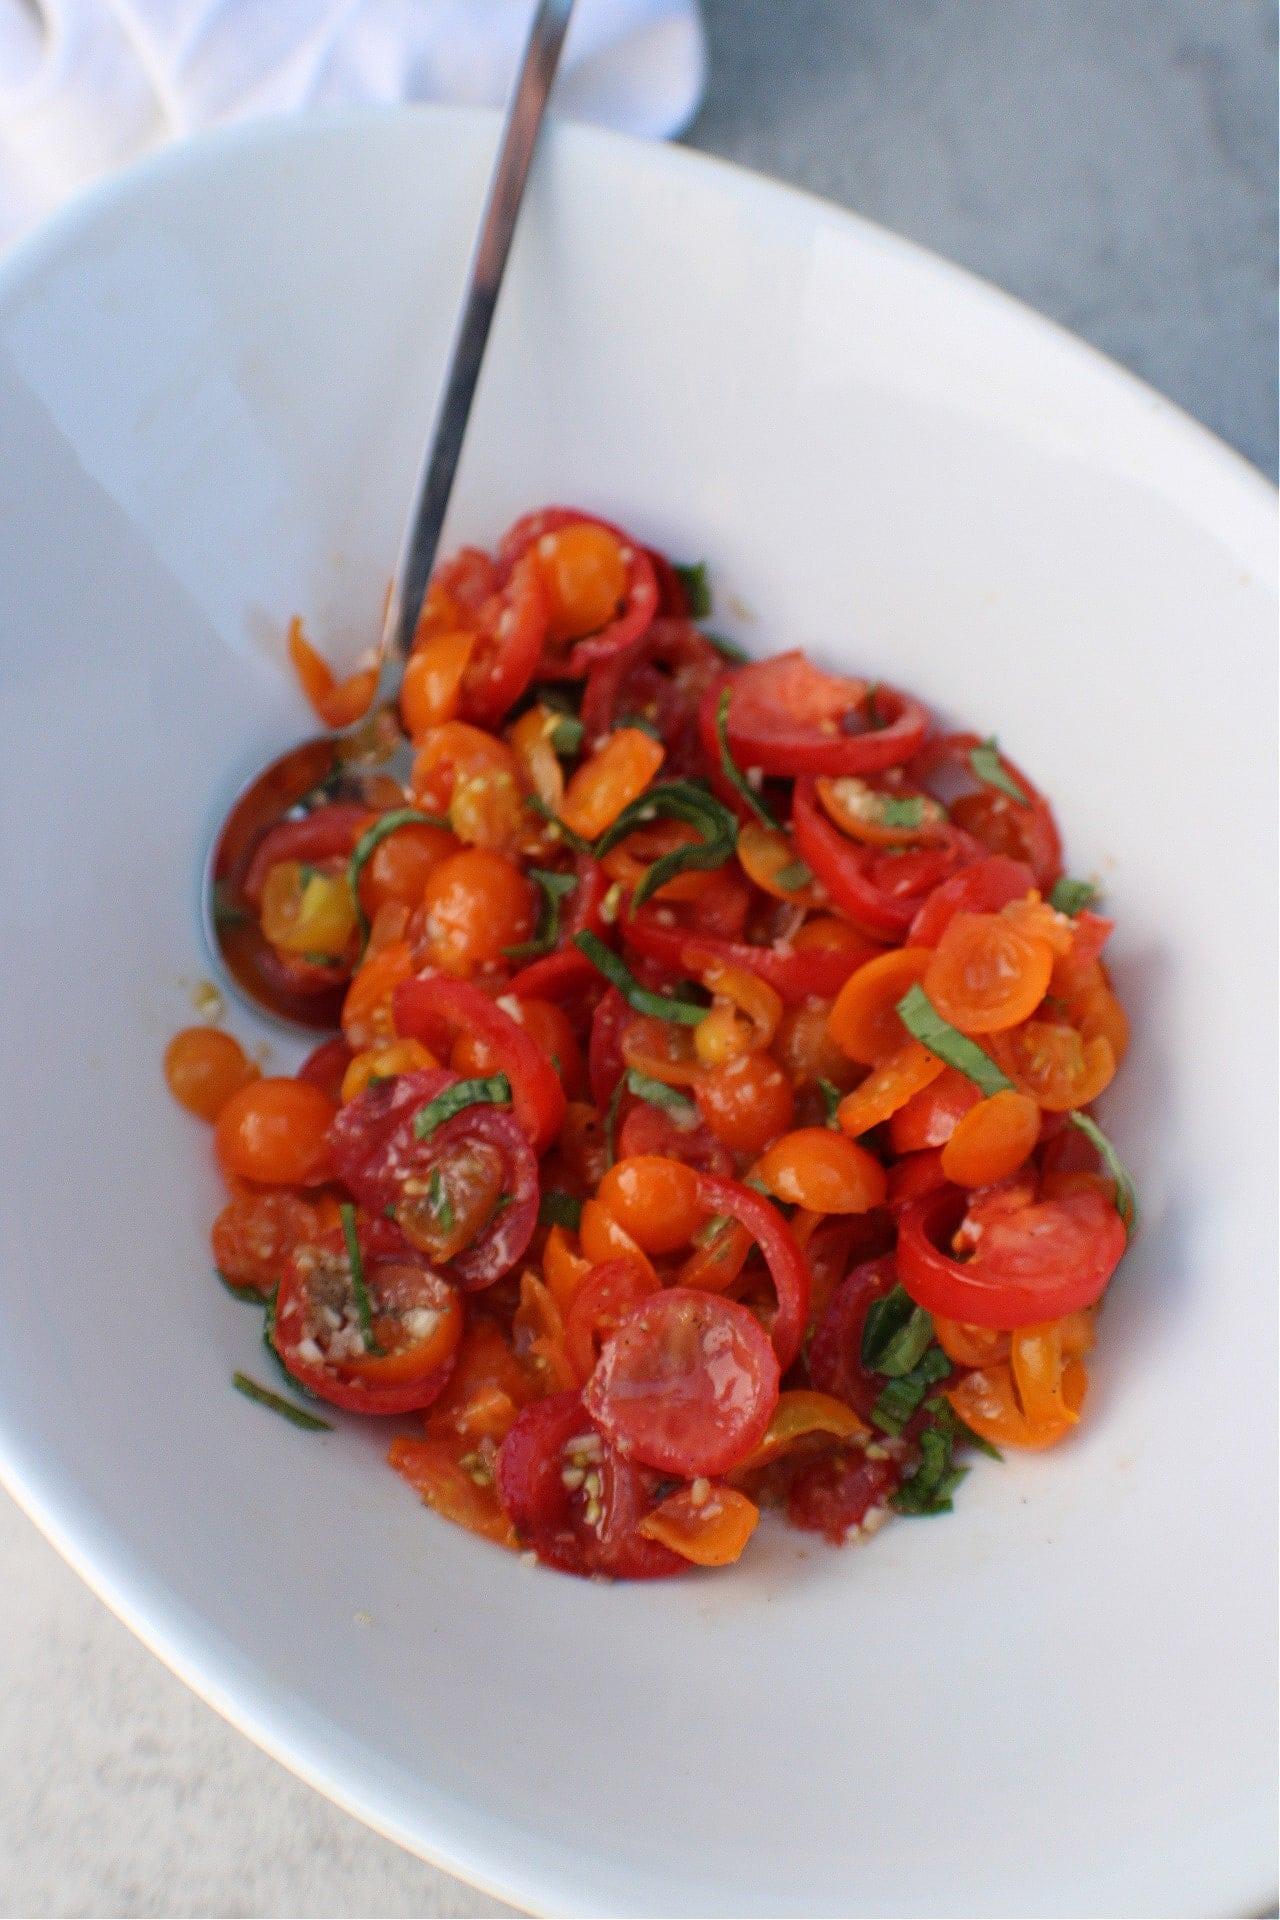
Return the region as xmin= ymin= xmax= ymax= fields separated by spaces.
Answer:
xmin=3 ymin=6 xmax=1274 ymax=1916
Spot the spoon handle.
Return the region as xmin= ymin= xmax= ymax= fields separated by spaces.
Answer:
xmin=378 ymin=0 xmax=576 ymax=687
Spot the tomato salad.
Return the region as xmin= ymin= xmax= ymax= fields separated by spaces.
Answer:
xmin=166 ymin=508 xmax=1135 ymax=1577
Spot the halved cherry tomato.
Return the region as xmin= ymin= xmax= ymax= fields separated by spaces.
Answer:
xmin=425 ymin=1317 xmax=533 ymax=1443
xmin=792 ymin=780 xmax=973 ymax=940
xmin=807 ymin=1257 xmax=902 ymax=1421
xmin=341 ymin=939 xmax=416 ymax=1048
xmin=638 ymin=1485 xmax=760 ymax=1566
xmin=701 ymin=656 xmax=927 ymax=778
xmin=897 ymin=1182 xmax=1126 ymax=1328
xmin=287 ymin=619 xmax=376 ymax=728
xmin=564 ymin=1258 xmax=659 ymax=1383
xmin=815 ymin=774 xmax=947 ymax=846
xmin=356 ymin=819 xmax=459 ymax=918
xmin=738 ymin=1389 xmax=869 ymax=1469
xmin=786 ymin=1446 xmax=902 ymax=1543
xmin=736 ymin=823 xmax=825 ymax=906
xmin=827 ymin=947 xmax=933 ymax=1064
xmin=579 ymin=1197 xmax=656 ymax=1281
xmin=297 ymin=1034 xmax=355 ymax=1105
xmin=499 ymin=508 xmax=659 ymax=674
xmin=459 ymin=549 xmax=549 ymax=727
xmin=887 ymin=1066 xmax=981 ymax=1152
xmin=165 ymin=1027 xmax=259 ymax=1121
xmin=945 ymin=1318 xmax=1091 ymax=1450
xmin=940 ymin=1089 xmax=1040 ymax=1186
xmin=836 ymin=1042 xmax=944 ymax=1137
xmin=400 ymin=631 xmax=475 ymax=739
xmin=559 ymin=728 xmax=664 ymax=841
xmin=273 ymin=1218 xmax=462 ymax=1414
xmin=495 ymin=1391 xmax=684 ymax=1578
xmin=757 ymin=1128 xmax=887 ymax=1214
xmin=885 ymin=1148 xmax=950 ymax=1211
xmin=409 ymin=723 xmax=526 ymax=851
xmin=923 ymin=910 xmax=1054 ymax=1033
xmin=990 ymin=1020 xmax=1116 ymax=1111
xmin=584 ymin=1288 xmax=781 ymax=1477
xmin=214 ymin=1078 xmax=335 ymax=1186
xmin=211 ymin=1188 xmax=322 ymax=1294
xmin=912 ymin=732 xmax=1062 ymax=888
xmin=536 ymin=521 xmax=629 ymax=644
xmin=624 ymin=904 xmax=875 ymax=1004
xmin=512 ymin=1270 xmax=576 ymax=1395
xmin=694 ymin=1051 xmax=795 ymax=1155
xmin=389 ymin=1432 xmax=518 ymax=1547
xmin=340 ymin=1038 xmax=437 ymax=1104
xmin=693 ymin=1173 xmax=812 ymax=1371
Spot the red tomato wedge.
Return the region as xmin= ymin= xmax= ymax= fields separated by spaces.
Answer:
xmin=584 ymin=1288 xmax=781 ymax=1477
xmin=897 ymin=1182 xmax=1127 ymax=1329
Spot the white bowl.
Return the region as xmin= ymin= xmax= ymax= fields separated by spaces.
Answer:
xmin=0 ymin=107 xmax=1274 ymax=1919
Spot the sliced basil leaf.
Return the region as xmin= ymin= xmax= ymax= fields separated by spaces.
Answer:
xmin=625 ymin=1068 xmax=698 ymax=1122
xmin=413 ymin=1074 xmax=512 ymax=1139
xmin=704 ymin=632 xmax=750 ymax=665
xmin=348 ymin=808 xmax=450 ymax=943
xmin=615 ymin=712 xmax=663 ymax=740
xmin=715 ymin=686 xmax=779 ymax=830
xmin=538 ymin=1190 xmax=584 ymax=1231
xmin=969 ymin=737 xmax=1029 ymax=806
xmin=861 ymin=1283 xmax=935 ymax=1376
xmin=879 ymin=795 xmax=926 ymax=830
xmin=1049 ymin=875 xmax=1098 ymax=916
xmin=773 ymin=858 xmax=814 ymax=892
xmin=339 ymin=1201 xmax=382 ymax=1353
xmin=1068 ymin=1112 xmax=1138 ymax=1232
xmin=871 ymin=1346 xmax=951 ymax=1436
xmin=550 ymin=715 xmax=585 ymax=756
xmin=895 ymin=985 xmax=1013 ymax=1097
xmin=674 ymin=560 xmax=712 ymax=619
xmin=573 ymin=931 xmax=708 ymax=1025
xmin=816 ymin=1077 xmax=843 ymax=1126
xmin=503 ymin=867 xmax=578 ymax=958
xmin=232 ymin=1371 xmax=333 ymax=1432
xmin=924 ymin=1394 xmax=1003 ymax=1461
xmin=427 ymin=1168 xmax=455 ymax=1233
xmin=593 ymin=779 xmax=737 ymax=907
xmin=892 ymin=1419 xmax=968 ymax=1515
xmin=603 ymin=1073 xmax=627 ymax=1168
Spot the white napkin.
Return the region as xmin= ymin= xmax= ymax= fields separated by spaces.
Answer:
xmin=0 ymin=0 xmax=705 ymax=248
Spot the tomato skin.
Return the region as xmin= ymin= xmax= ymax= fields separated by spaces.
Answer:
xmin=495 ymin=1391 xmax=684 ymax=1579
xmin=699 ymin=656 xmax=928 ymax=778
xmin=887 ymin=1067 xmax=981 ymax=1153
xmin=296 ymin=1034 xmax=355 ymax=1106
xmin=786 ymin=1448 xmax=902 ymax=1544
xmin=459 ymin=548 xmax=549 ymax=727
xmin=214 ymin=1078 xmax=336 ymax=1186
xmin=584 ymin=1288 xmax=781 ymax=1477
xmin=694 ymin=1173 xmax=811 ymax=1372
xmin=565 ymin=1258 xmax=659 ymax=1383
xmin=897 ymin=1183 xmax=1127 ymax=1329
xmin=806 ymin=1257 xmax=901 ymax=1420
xmin=614 ymin=1100 xmax=735 ymax=1177
xmin=394 ymin=975 xmax=567 ymax=1155
xmin=497 ymin=508 xmax=659 ymax=674
xmin=907 ymin=854 xmax=1037 ymax=946
xmin=241 ymin=805 xmax=372 ymax=909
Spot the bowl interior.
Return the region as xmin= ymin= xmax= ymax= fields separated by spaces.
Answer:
xmin=0 ymin=108 xmax=1274 ymax=1918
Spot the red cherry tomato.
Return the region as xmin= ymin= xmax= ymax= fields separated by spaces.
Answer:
xmin=497 ymin=507 xmax=659 ymax=675
xmin=699 ymin=655 xmax=929 ymax=778
xmin=786 ymin=1447 xmax=903 ymax=1544
xmin=273 ymin=1218 xmax=462 ymax=1414
xmin=806 ymin=1257 xmax=902 ymax=1421
xmin=296 ymin=1034 xmax=355 ymax=1105
xmin=495 ymin=1391 xmax=684 ymax=1579
xmin=907 ymin=854 xmax=1037 ymax=946
xmin=458 ymin=548 xmax=550 ymax=727
xmin=694 ymin=1172 xmax=812 ymax=1371
xmin=393 ymin=976 xmax=566 ymax=1155
xmin=792 ymin=779 xmax=976 ymax=940
xmin=622 ymin=904 xmax=878 ymax=1004
xmin=584 ymin=1288 xmax=781 ymax=1477
xmin=897 ymin=1182 xmax=1127 ymax=1329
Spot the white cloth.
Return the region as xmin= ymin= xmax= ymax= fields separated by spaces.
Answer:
xmin=0 ymin=0 xmax=705 ymax=247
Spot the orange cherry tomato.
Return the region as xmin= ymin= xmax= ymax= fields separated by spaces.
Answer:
xmin=827 ymin=947 xmax=934 ymax=1064
xmin=400 ymin=631 xmax=475 ymax=739
xmin=213 ymin=1078 xmax=335 ymax=1186
xmin=536 ymin=521 xmax=629 ymax=643
xmin=595 ymin=1155 xmax=705 ymax=1255
xmin=836 ymin=1042 xmax=944 ymax=1137
xmin=287 ymin=618 xmax=376 ymax=728
xmin=559 ymin=728 xmax=665 ymax=841
xmin=773 ymin=1000 xmax=857 ymax=1091
xmin=419 ymin=849 xmax=535 ymax=975
xmin=425 ymin=1319 xmax=532 ymax=1445
xmin=990 ymin=1021 xmax=1116 ymax=1111
xmin=886 ymin=1066 xmax=981 ymax=1152
xmin=410 ymin=722 xmax=526 ymax=851
xmin=619 ymin=1014 xmax=702 ymax=1087
xmin=923 ymin=910 xmax=1054 ymax=1034
xmin=940 ymin=1088 xmax=1041 ymax=1187
xmin=341 ymin=938 xmax=416 ymax=1048
xmin=451 ymin=996 xmax=585 ymax=1100
xmin=933 ymin=1318 xmax=1011 ymax=1368
xmin=542 ymin=1223 xmax=593 ymax=1315
xmin=814 ymin=774 xmax=946 ymax=846
xmin=945 ymin=1359 xmax=1087 ymax=1450
xmin=164 ymin=1027 xmax=259 ymax=1121
xmin=638 ymin=1484 xmax=760 ymax=1566
xmin=211 ymin=1187 xmax=322 ymax=1292
xmin=579 ymin=1196 xmax=657 ymax=1281
xmin=356 ymin=820 xmax=459 ymax=918
xmin=791 ymin=916 xmax=882 ymax=961
xmin=757 ymin=1128 xmax=888 ymax=1214
xmin=736 ymin=823 xmax=824 ymax=907
xmin=693 ymin=963 xmax=784 ymax=1069
xmin=694 ymin=1052 xmax=795 ymax=1155
xmin=511 ymin=1270 xmax=576 ymax=1394
xmin=508 ymin=704 xmax=566 ymax=810
xmin=738 ymin=1388 xmax=870 ymax=1469
xmin=388 ymin=1433 xmax=518 ymax=1548
xmin=339 ymin=1038 xmax=437 ymax=1103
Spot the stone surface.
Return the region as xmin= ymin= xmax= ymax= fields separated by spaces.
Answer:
xmin=2 ymin=7 xmax=1274 ymax=1917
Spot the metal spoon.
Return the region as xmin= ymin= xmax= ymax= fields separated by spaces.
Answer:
xmin=204 ymin=0 xmax=575 ymax=1031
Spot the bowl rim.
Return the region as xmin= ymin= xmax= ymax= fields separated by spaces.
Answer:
xmin=0 ymin=102 xmax=1275 ymax=1920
